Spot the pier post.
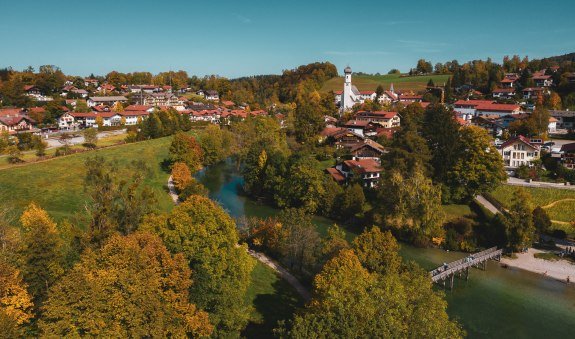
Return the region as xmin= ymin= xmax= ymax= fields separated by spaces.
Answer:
xmin=465 ymin=267 xmax=469 ymax=281
xmin=450 ymin=274 xmax=454 ymax=290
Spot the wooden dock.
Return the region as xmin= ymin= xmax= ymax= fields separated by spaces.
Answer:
xmin=429 ymin=247 xmax=503 ymax=289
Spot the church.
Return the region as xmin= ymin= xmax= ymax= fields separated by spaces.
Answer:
xmin=335 ymin=66 xmax=398 ymax=114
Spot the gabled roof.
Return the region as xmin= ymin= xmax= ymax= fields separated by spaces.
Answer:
xmin=475 ymin=103 xmax=521 ymax=112
xmin=0 ymin=115 xmax=35 ymax=126
xmin=124 ymin=105 xmax=153 ymax=111
xmin=453 ymin=99 xmax=495 ymax=107
xmin=343 ymin=159 xmax=382 ymax=173
xmin=89 ymin=96 xmax=128 ymax=102
xmin=344 ymin=120 xmax=370 ymax=127
xmin=349 ymin=139 xmax=385 ymax=154
xmin=500 ymin=135 xmax=539 ymax=150
xmin=326 ymin=168 xmax=346 ymax=183
xmin=492 ymin=88 xmax=516 ymax=93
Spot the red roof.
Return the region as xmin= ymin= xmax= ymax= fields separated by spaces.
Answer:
xmin=475 ymin=103 xmax=520 ymax=113
xmin=492 ymin=88 xmax=516 ymax=93
xmin=326 ymin=168 xmax=346 ymax=183
xmin=0 ymin=108 xmax=23 ymax=117
xmin=0 ymin=115 xmax=35 ymax=126
xmin=454 ymin=100 xmax=495 ymax=107
xmin=359 ymin=91 xmax=375 ymax=95
xmin=124 ymin=105 xmax=152 ymax=111
xmin=343 ymin=159 xmax=382 ymax=173
xmin=344 ymin=120 xmax=370 ymax=127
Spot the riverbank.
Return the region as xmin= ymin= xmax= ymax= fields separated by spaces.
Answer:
xmin=501 ymin=248 xmax=575 ymax=283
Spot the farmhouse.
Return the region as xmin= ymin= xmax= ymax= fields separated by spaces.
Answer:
xmin=560 ymin=143 xmax=575 ymax=170
xmin=0 ymin=115 xmax=36 ymax=134
xmin=492 ymin=88 xmax=516 ymax=99
xmin=333 ymin=159 xmax=383 ymax=188
xmin=549 ymin=110 xmax=575 ymax=129
xmin=355 ymin=111 xmax=400 ymax=128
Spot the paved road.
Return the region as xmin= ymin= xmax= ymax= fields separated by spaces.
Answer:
xmin=507 ymin=177 xmax=575 ymax=190
xmin=475 ymin=195 xmax=500 ymax=214
xmin=166 ymin=176 xmax=311 ymax=301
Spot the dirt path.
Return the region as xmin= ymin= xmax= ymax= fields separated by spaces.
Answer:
xmin=475 ymin=195 xmax=500 ymax=214
xmin=541 ymin=198 xmax=575 ymax=209
xmin=166 ymin=176 xmax=311 ymax=301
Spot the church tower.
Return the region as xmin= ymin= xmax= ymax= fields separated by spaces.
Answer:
xmin=341 ymin=66 xmax=353 ymax=114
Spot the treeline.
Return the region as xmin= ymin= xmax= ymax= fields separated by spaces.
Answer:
xmin=0 ymin=153 xmax=253 ymax=337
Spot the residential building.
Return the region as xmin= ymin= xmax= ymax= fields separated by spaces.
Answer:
xmin=492 ymin=88 xmax=516 ymax=99
xmin=332 ymin=158 xmax=382 ymax=188
xmin=499 ymin=135 xmax=540 ymax=169
xmin=522 ymin=87 xmax=548 ymax=100
xmin=532 ymin=71 xmax=553 ymax=87
xmin=354 ymin=111 xmax=400 ymax=128
xmin=475 ymin=103 xmax=522 ymax=117
xmin=0 ymin=115 xmax=36 ymax=134
xmin=87 ymin=96 xmax=128 ymax=107
xmin=500 ymin=73 xmax=519 ymax=88
xmin=549 ymin=110 xmax=575 ymax=130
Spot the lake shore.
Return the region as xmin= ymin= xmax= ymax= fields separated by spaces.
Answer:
xmin=501 ymin=248 xmax=575 ymax=283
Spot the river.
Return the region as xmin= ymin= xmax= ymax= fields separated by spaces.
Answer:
xmin=196 ymin=160 xmax=575 ymax=338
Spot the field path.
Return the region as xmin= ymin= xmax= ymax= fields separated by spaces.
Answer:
xmin=541 ymin=198 xmax=575 ymax=209
xmin=166 ymin=176 xmax=311 ymax=301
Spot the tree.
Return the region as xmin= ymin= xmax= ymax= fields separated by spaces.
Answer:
xmin=416 ymin=59 xmax=433 ymax=74
xmin=321 ymin=224 xmax=349 ymax=261
xmin=388 ymin=69 xmax=401 ymax=75
xmin=198 ymin=124 xmax=233 ymax=165
xmin=74 ymin=99 xmax=90 ymax=113
xmin=281 ymin=249 xmax=463 ymax=338
xmin=83 ymin=127 xmax=98 ymax=148
xmin=353 ymin=227 xmax=401 ymax=275
xmin=506 ymin=189 xmax=536 ymax=251
xmin=532 ymin=206 xmax=551 ymax=236
xmin=427 ymin=78 xmax=435 ymax=87
xmin=140 ymin=195 xmax=254 ymax=336
xmin=375 ymin=84 xmax=384 ymax=100
xmin=39 ymin=232 xmax=212 ymax=337
xmin=95 ymin=116 xmax=104 ymax=128
xmin=34 ymin=137 xmax=47 ymax=157
xmin=6 ymin=145 xmax=23 ymax=164
xmin=339 ymin=183 xmax=365 ymax=219
xmin=169 ymin=132 xmax=204 ymax=171
xmin=277 ymin=208 xmax=322 ymax=273
xmin=276 ymin=158 xmax=326 ymax=213
xmin=377 ymin=165 xmax=445 ymax=244
xmin=19 ymin=203 xmax=64 ymax=305
xmin=171 ymin=162 xmax=192 ymax=192
xmin=0 ymin=260 xmax=34 ymax=336
xmin=447 ymin=126 xmax=507 ymax=201
xmin=423 ymin=104 xmax=461 ymax=182
xmin=527 ymin=106 xmax=550 ymax=137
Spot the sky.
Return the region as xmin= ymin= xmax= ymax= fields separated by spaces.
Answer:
xmin=1 ymin=0 xmax=574 ymax=78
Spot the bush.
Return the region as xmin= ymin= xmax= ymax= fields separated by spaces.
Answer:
xmin=552 ymin=229 xmax=567 ymax=239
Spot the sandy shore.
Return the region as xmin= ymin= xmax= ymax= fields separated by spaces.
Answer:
xmin=501 ymin=248 xmax=575 ymax=283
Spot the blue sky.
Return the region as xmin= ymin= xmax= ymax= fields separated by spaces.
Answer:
xmin=1 ymin=0 xmax=574 ymax=78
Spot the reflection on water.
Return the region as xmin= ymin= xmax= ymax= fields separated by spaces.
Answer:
xmin=198 ymin=159 xmax=575 ymax=338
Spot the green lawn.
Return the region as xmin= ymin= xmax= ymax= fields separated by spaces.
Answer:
xmin=490 ymin=185 xmax=575 ymax=236
xmin=442 ymin=204 xmax=473 ymax=221
xmin=0 ymin=137 xmax=174 ymax=224
xmin=243 ymin=261 xmax=304 ymax=338
xmin=321 ymin=73 xmax=451 ymax=93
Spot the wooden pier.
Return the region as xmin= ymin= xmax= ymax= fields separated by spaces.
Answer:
xmin=429 ymin=247 xmax=503 ymax=289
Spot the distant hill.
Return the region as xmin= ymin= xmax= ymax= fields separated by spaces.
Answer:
xmin=320 ymin=73 xmax=451 ymax=93
xmin=540 ymin=52 xmax=575 ymax=64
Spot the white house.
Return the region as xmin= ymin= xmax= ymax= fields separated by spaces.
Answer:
xmin=58 ymin=112 xmax=80 ymax=130
xmin=87 ymin=96 xmax=128 ymax=107
xmin=499 ymin=135 xmax=540 ymax=169
xmin=492 ymin=88 xmax=516 ymax=99
xmin=204 ymin=90 xmax=219 ymax=101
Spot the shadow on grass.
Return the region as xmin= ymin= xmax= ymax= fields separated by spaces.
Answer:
xmin=242 ymin=277 xmax=305 ymax=338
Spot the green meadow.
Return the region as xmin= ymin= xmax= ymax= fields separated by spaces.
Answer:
xmin=321 ymin=73 xmax=451 ymax=93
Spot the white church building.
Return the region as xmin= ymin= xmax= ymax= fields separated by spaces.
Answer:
xmin=336 ymin=66 xmax=398 ymax=114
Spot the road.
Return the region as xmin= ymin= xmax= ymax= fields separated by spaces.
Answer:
xmin=507 ymin=177 xmax=575 ymax=190
xmin=475 ymin=195 xmax=500 ymax=215
xmin=166 ymin=175 xmax=311 ymax=301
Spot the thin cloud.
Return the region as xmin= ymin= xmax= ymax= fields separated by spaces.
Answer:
xmin=233 ymin=13 xmax=252 ymax=24
xmin=324 ymin=51 xmax=392 ymax=56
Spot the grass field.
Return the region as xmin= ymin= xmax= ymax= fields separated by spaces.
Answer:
xmin=491 ymin=185 xmax=575 ymax=236
xmin=243 ymin=262 xmax=304 ymax=338
xmin=0 ymin=136 xmax=174 ymax=224
xmin=321 ymin=73 xmax=451 ymax=93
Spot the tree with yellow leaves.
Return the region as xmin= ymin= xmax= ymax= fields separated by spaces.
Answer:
xmin=171 ymin=161 xmax=192 ymax=192
xmin=39 ymin=232 xmax=212 ymax=338
xmin=0 ymin=260 xmax=34 ymax=336
xmin=19 ymin=203 xmax=64 ymax=305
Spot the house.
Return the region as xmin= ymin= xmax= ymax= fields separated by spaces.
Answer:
xmin=549 ymin=110 xmax=575 ymax=130
xmin=379 ymin=85 xmax=399 ymax=104
xmin=98 ymin=84 xmax=116 ymax=93
xmin=560 ymin=143 xmax=575 ymax=169
xmin=548 ymin=117 xmax=558 ymax=133
xmin=23 ymin=85 xmax=52 ymax=102
xmin=500 ymin=73 xmax=519 ymax=88
xmin=0 ymin=115 xmax=36 ymax=134
xmin=475 ymin=103 xmax=522 ymax=117
xmin=492 ymin=88 xmax=516 ymax=99
xmin=84 ymin=78 xmax=99 ymax=87
xmin=354 ymin=111 xmax=400 ymax=128
xmin=499 ymin=135 xmax=540 ymax=169
xmin=453 ymin=99 xmax=496 ymax=120
xmin=471 ymin=116 xmax=505 ymax=137
xmin=319 ymin=126 xmax=363 ymax=146
xmin=87 ymin=96 xmax=128 ymax=107
xmin=139 ymin=93 xmax=183 ymax=107
xmin=332 ymin=158 xmax=383 ymax=188
xmin=348 ymin=139 xmax=386 ymax=160
xmin=117 ymin=110 xmax=149 ymax=125
xmin=522 ymin=87 xmax=547 ymax=100
xmin=204 ymin=90 xmax=219 ymax=101
xmin=344 ymin=120 xmax=370 ymax=137
xmin=532 ymin=71 xmax=553 ymax=87
xmin=58 ymin=112 xmax=80 ymax=130
xmin=69 ymin=112 xmax=123 ymax=127
xmin=398 ymin=94 xmax=423 ymax=103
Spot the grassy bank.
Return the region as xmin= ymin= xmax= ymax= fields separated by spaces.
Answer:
xmin=321 ymin=73 xmax=451 ymax=93
xmin=0 ymin=136 xmax=174 ymax=224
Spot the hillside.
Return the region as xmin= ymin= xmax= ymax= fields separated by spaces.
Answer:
xmin=0 ymin=137 xmax=174 ymax=223
xmin=320 ymin=73 xmax=451 ymax=93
